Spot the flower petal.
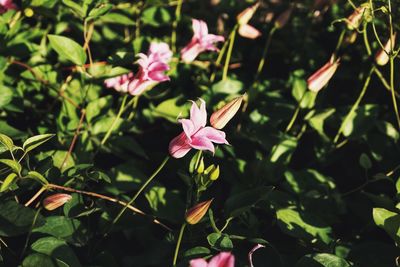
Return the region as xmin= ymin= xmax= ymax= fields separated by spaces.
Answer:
xmin=208 ymin=252 xmax=235 ymax=267
xmin=169 ymin=132 xmax=192 ymax=158
xmin=190 ymin=99 xmax=207 ymax=129
xmin=193 ymin=19 xmax=208 ymax=39
xmin=238 ymin=24 xmax=261 ymax=39
xmin=190 ymin=136 xmax=215 ymax=154
xmin=179 ymin=119 xmax=196 ymax=139
xmin=181 ymin=42 xmax=204 ymax=63
xmin=189 ymin=258 xmax=208 ymax=267
xmin=195 ymin=127 xmax=228 ymax=145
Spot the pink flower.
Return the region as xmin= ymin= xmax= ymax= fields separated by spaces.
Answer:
xmin=0 ymin=0 xmax=16 ymax=13
xmin=105 ymin=42 xmax=171 ymax=95
xmin=190 ymin=252 xmax=235 ymax=267
xmin=169 ymin=99 xmax=229 ymax=158
xmin=307 ymin=55 xmax=340 ymax=93
xmin=181 ymin=19 xmax=225 ymax=63
xmin=237 ymin=3 xmax=262 ymax=40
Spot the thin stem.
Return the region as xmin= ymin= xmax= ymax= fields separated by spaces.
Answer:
xmin=334 ymin=29 xmax=346 ymax=55
xmin=171 ymin=0 xmax=183 ymax=53
xmin=387 ymin=0 xmax=400 ymax=130
xmin=172 ymin=223 xmax=187 ymax=266
xmin=20 ymin=208 xmax=42 ymax=260
xmin=61 ymin=109 xmax=86 ymax=171
xmin=363 ymin=23 xmax=372 ymax=56
xmin=100 ymin=94 xmax=129 ymax=147
xmin=210 ymin=33 xmax=231 ymax=83
xmin=25 ymin=186 xmax=46 ymax=207
xmin=369 ymin=0 xmax=385 ymax=50
xmin=254 ymin=26 xmax=277 ymax=83
xmin=285 ymin=91 xmax=307 ymax=133
xmin=46 ymin=183 xmax=171 ymax=231
xmin=109 ymin=156 xmax=170 ymax=228
xmin=333 ymin=66 xmax=375 ymax=144
xmin=222 ymin=25 xmax=238 ymax=81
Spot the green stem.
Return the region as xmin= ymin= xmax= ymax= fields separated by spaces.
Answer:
xmin=362 ymin=23 xmax=372 ymax=56
xmin=285 ymin=91 xmax=307 ymax=133
xmin=222 ymin=25 xmax=238 ymax=81
xmin=333 ymin=66 xmax=375 ymax=144
xmin=100 ymin=94 xmax=129 ymax=147
xmin=210 ymin=32 xmax=231 ymax=83
xmin=171 ymin=0 xmax=183 ymax=53
xmin=172 ymin=223 xmax=187 ymax=266
xmin=254 ymin=26 xmax=277 ymax=83
xmin=334 ymin=29 xmax=346 ymax=55
xmin=110 ymin=156 xmax=170 ymax=227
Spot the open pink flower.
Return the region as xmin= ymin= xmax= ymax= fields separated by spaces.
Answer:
xmin=190 ymin=252 xmax=235 ymax=267
xmin=169 ymin=99 xmax=229 ymax=158
xmin=105 ymin=42 xmax=171 ymax=95
xmin=0 ymin=0 xmax=16 ymax=13
xmin=181 ymin=19 xmax=225 ymax=63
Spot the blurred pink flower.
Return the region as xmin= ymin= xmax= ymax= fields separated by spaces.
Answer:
xmin=190 ymin=252 xmax=235 ymax=267
xmin=0 ymin=0 xmax=16 ymax=13
xmin=307 ymin=55 xmax=340 ymax=93
xmin=237 ymin=3 xmax=261 ymax=39
xmin=105 ymin=42 xmax=171 ymax=95
xmin=169 ymin=99 xmax=228 ymax=158
xmin=181 ymin=19 xmax=225 ymax=63
xmin=238 ymin=24 xmax=261 ymax=39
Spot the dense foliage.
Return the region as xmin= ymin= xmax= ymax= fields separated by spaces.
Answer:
xmin=1 ymin=0 xmax=400 ymax=266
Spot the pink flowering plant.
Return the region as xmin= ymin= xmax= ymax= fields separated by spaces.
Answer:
xmin=1 ymin=0 xmax=400 ymax=266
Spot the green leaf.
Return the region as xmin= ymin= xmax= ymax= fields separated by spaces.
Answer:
xmin=0 ymin=173 xmax=18 ymax=192
xmin=151 ymin=97 xmax=190 ymax=123
xmin=48 ymin=35 xmax=86 ymax=65
xmin=62 ymin=0 xmax=86 ymax=17
xmin=30 ymin=237 xmax=82 ymax=267
xmin=23 ymin=134 xmax=55 ymax=154
xmin=372 ymin=208 xmax=400 ymax=244
xmin=207 ymin=233 xmax=233 ymax=250
xmin=276 ymin=208 xmax=332 ymax=245
xmin=306 ymin=108 xmax=335 ymax=141
xmin=86 ymin=96 xmax=113 ymax=122
xmin=212 ymin=79 xmax=243 ymax=94
xmin=0 ymin=201 xmax=45 ymax=236
xmin=87 ymin=4 xmax=113 ymax=20
xmin=100 ymin=12 xmax=136 ymax=25
xmin=0 ymin=159 xmax=21 ymax=173
xmin=296 ymin=253 xmax=351 ymax=267
xmin=141 ymin=6 xmax=171 ymax=27
xmin=22 ymin=253 xmax=69 ymax=267
xmin=183 ymin=247 xmax=211 ymax=259
xmin=0 ymin=133 xmax=14 ymax=151
xmin=26 ymin=171 xmax=49 ymax=185
xmin=270 ymin=136 xmax=297 ymax=163
xmin=359 ymin=153 xmax=372 ymax=169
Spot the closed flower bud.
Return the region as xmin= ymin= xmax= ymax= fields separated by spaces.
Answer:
xmin=209 ymin=165 xmax=220 ymax=181
xmin=238 ymin=24 xmax=262 ymax=39
xmin=237 ymin=2 xmax=259 ymax=25
xmin=307 ymin=55 xmax=340 ymax=93
xmin=43 ymin=193 xmax=72 ymax=211
xmin=346 ymin=6 xmax=367 ymax=30
xmin=375 ymin=33 xmax=396 ymax=66
xmin=210 ymin=95 xmax=245 ymax=129
xmin=275 ymin=7 xmax=293 ymax=29
xmin=197 ymin=158 xmax=205 ymax=174
xmin=185 ymin=199 xmax=213 ymax=225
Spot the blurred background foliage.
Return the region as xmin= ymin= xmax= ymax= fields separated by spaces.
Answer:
xmin=1 ymin=0 xmax=400 ymax=266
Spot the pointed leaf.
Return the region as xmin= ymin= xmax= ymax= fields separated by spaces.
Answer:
xmin=26 ymin=171 xmax=49 ymax=185
xmin=0 ymin=159 xmax=21 ymax=173
xmin=48 ymin=35 xmax=86 ymax=65
xmin=1 ymin=173 xmax=18 ymax=192
xmin=23 ymin=134 xmax=55 ymax=154
xmin=0 ymin=133 xmax=14 ymax=151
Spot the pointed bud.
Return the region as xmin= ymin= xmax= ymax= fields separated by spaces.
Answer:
xmin=197 ymin=158 xmax=205 ymax=174
xmin=185 ymin=199 xmax=213 ymax=225
xmin=307 ymin=55 xmax=340 ymax=93
xmin=210 ymin=95 xmax=245 ymax=129
xmin=375 ymin=33 xmax=396 ymax=66
xmin=209 ymin=165 xmax=220 ymax=181
xmin=238 ymin=24 xmax=262 ymax=39
xmin=275 ymin=7 xmax=293 ymax=29
xmin=346 ymin=6 xmax=367 ymax=30
xmin=237 ymin=2 xmax=260 ymax=25
xmin=43 ymin=193 xmax=72 ymax=211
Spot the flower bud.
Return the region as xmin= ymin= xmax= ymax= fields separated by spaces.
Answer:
xmin=375 ymin=33 xmax=396 ymax=66
xmin=346 ymin=6 xmax=367 ymax=30
xmin=209 ymin=165 xmax=220 ymax=181
xmin=185 ymin=199 xmax=213 ymax=225
xmin=197 ymin=158 xmax=205 ymax=174
xmin=238 ymin=24 xmax=261 ymax=39
xmin=275 ymin=7 xmax=293 ymax=29
xmin=43 ymin=193 xmax=72 ymax=211
xmin=307 ymin=55 xmax=340 ymax=93
xmin=237 ymin=2 xmax=259 ymax=25
xmin=210 ymin=95 xmax=245 ymax=129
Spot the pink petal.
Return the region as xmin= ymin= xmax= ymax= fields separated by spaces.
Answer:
xmin=193 ymin=19 xmax=209 ymax=39
xmin=181 ymin=42 xmax=204 ymax=63
xmin=208 ymin=252 xmax=235 ymax=267
xmin=190 ymin=136 xmax=215 ymax=153
xmin=169 ymin=132 xmax=192 ymax=158
xmin=189 ymin=258 xmax=208 ymax=267
xmin=128 ymin=79 xmax=157 ymax=96
xmin=148 ymin=42 xmax=172 ymax=63
xmin=179 ymin=119 xmax=196 ymax=139
xmin=195 ymin=127 xmax=228 ymax=145
xmin=190 ymin=99 xmax=207 ymax=130
xmin=238 ymin=24 xmax=261 ymax=39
